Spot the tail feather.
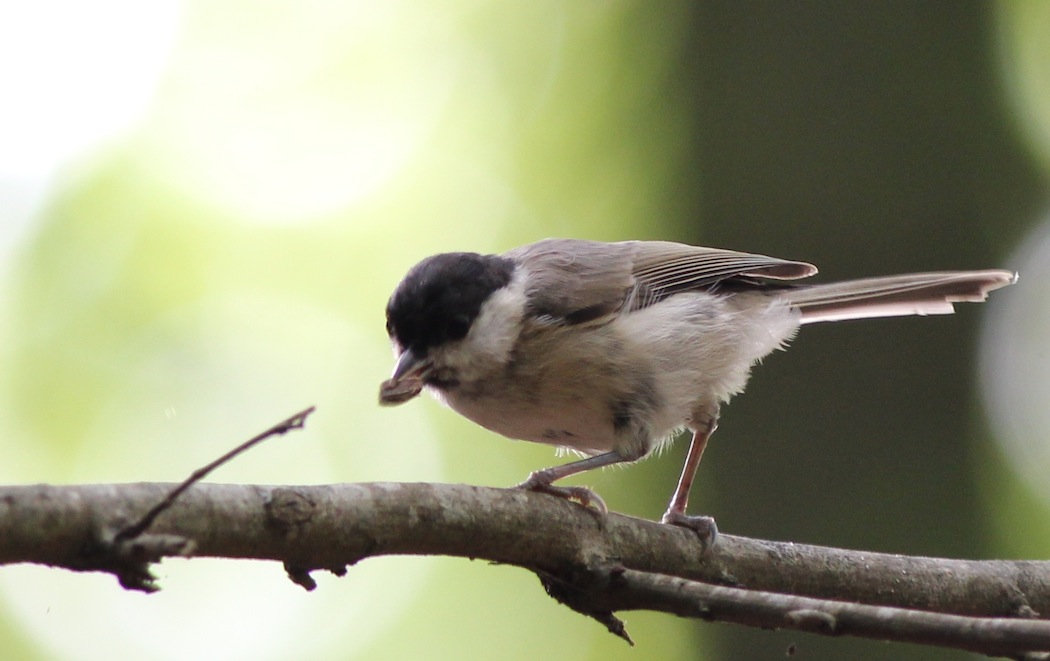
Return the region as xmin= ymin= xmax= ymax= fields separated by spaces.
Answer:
xmin=786 ymin=270 xmax=1017 ymax=324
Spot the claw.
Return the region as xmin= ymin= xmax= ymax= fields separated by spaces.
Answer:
xmin=517 ymin=478 xmax=608 ymax=514
xmin=661 ymin=510 xmax=718 ymax=553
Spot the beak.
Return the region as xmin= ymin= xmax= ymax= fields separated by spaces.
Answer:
xmin=391 ymin=348 xmax=431 ymax=381
xmin=379 ymin=348 xmax=432 ymax=406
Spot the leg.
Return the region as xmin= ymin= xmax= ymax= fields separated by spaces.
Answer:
xmin=517 ymin=451 xmax=632 ymax=513
xmin=661 ymin=415 xmax=719 ymax=548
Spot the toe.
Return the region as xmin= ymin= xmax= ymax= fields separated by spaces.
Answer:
xmin=520 ymin=482 xmax=608 ymax=514
xmin=661 ymin=511 xmax=719 ymax=552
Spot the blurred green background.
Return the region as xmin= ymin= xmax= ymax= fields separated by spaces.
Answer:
xmin=1 ymin=1 xmax=1049 ymax=659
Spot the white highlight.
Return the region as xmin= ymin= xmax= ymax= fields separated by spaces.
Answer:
xmin=980 ymin=214 xmax=1050 ymax=506
xmin=0 ymin=1 xmax=180 ymax=179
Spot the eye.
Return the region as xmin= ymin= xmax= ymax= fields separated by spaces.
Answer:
xmin=446 ymin=314 xmax=471 ymax=340
xmin=385 ymin=318 xmax=393 ymax=336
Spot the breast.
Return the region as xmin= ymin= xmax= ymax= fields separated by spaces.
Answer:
xmin=439 ymin=383 xmax=623 ymax=454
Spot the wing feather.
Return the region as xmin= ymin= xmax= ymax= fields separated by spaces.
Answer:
xmin=626 ymin=241 xmax=816 ymax=311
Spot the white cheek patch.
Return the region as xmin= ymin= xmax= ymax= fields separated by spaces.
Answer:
xmin=431 ymin=271 xmax=527 ymax=381
xmin=467 ymin=272 xmax=527 ymax=359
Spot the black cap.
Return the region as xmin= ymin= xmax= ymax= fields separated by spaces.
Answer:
xmin=386 ymin=252 xmax=515 ymax=354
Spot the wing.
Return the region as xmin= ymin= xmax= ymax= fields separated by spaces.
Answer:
xmin=504 ymin=239 xmax=818 ymax=325
xmin=626 ymin=240 xmax=817 ymax=310
xmin=503 ymin=239 xmax=638 ymax=325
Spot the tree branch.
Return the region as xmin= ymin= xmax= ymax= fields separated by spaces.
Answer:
xmin=548 ymin=567 xmax=1050 ymax=658
xmin=1 ymin=481 xmax=1047 ymax=656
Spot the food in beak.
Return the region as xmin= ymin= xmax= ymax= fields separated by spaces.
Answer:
xmin=379 ymin=375 xmax=424 ymax=405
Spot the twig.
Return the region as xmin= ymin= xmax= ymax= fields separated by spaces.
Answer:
xmin=114 ymin=406 xmax=316 ymax=542
xmin=66 ymin=407 xmax=318 ymax=591
xmin=564 ymin=567 xmax=1050 ymax=657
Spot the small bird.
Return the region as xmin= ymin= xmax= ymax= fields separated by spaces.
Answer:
xmin=379 ymin=238 xmax=1016 ymax=547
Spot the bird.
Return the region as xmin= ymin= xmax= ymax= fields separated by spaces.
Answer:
xmin=378 ymin=238 xmax=1016 ymax=548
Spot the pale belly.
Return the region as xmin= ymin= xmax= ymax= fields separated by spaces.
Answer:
xmin=441 ymin=386 xmax=622 ymax=454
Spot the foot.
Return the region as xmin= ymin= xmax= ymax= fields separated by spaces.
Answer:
xmin=661 ymin=510 xmax=718 ymax=552
xmin=517 ymin=475 xmax=608 ymax=514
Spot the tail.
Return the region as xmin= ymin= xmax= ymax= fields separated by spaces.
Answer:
xmin=783 ymin=270 xmax=1017 ymax=324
